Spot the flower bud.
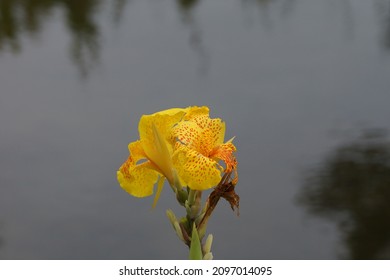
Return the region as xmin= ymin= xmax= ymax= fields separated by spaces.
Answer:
xmin=203 ymin=252 xmax=213 ymax=260
xmin=203 ymin=234 xmax=213 ymax=254
xmin=166 ymin=209 xmax=185 ymax=242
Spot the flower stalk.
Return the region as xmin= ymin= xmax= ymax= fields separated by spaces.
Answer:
xmin=169 ymin=168 xmax=239 ymax=259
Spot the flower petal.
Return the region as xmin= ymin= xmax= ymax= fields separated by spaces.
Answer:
xmin=184 ymin=107 xmax=225 ymax=145
xmin=173 ymin=146 xmax=222 ymax=190
xmin=206 ymin=118 xmax=226 ymax=147
xmin=138 ymin=108 xmax=188 ymax=183
xmin=139 ymin=108 xmax=188 ymax=148
xmin=172 ymin=116 xmax=226 ymax=156
xmin=152 ymin=176 xmax=165 ymax=208
xmin=183 ymin=106 xmax=209 ymax=123
xmin=211 ymin=142 xmax=237 ymax=172
xmin=128 ymin=140 xmax=146 ymax=163
xmin=172 ymin=121 xmax=203 ymax=149
xmin=117 ymin=156 xmax=159 ymax=197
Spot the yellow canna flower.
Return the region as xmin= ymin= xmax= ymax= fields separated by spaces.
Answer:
xmin=117 ymin=108 xmax=188 ymax=206
xmin=117 ymin=106 xmax=237 ymax=204
xmin=172 ymin=106 xmax=237 ymax=190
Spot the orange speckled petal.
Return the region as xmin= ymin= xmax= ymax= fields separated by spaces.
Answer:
xmin=211 ymin=142 xmax=237 ymax=172
xmin=172 ymin=121 xmax=202 ymax=148
xmin=173 ymin=118 xmax=226 ymax=155
xmin=128 ymin=140 xmax=146 ymax=163
xmin=183 ymin=106 xmax=209 ymax=122
xmin=189 ymin=113 xmax=211 ymax=130
xmin=117 ymin=157 xmax=159 ymax=197
xmin=173 ymin=146 xmax=222 ymax=190
xmin=205 ymin=118 xmax=226 ymax=146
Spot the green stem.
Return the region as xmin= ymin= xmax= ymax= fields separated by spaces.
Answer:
xmin=188 ymin=189 xmax=197 ymax=205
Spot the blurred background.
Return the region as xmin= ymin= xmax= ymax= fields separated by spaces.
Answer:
xmin=1 ymin=0 xmax=390 ymax=259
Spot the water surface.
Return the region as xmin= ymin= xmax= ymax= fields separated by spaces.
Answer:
xmin=1 ymin=0 xmax=390 ymax=259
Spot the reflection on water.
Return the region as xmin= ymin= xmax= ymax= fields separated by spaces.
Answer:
xmin=175 ymin=0 xmax=209 ymax=75
xmin=176 ymin=0 xmax=199 ymax=10
xmin=0 ymin=0 xmax=128 ymax=77
xmin=1 ymin=0 xmax=390 ymax=78
xmin=375 ymin=0 xmax=390 ymax=50
xmin=61 ymin=0 xmax=101 ymax=78
xmin=240 ymin=0 xmax=296 ymax=29
xmin=298 ymin=130 xmax=390 ymax=259
xmin=111 ymin=0 xmax=128 ymax=26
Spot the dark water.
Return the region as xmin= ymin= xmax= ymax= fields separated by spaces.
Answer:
xmin=1 ymin=0 xmax=390 ymax=259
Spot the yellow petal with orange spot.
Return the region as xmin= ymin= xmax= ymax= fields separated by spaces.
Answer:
xmin=128 ymin=140 xmax=146 ymax=163
xmin=172 ymin=120 xmax=202 ymax=148
xmin=117 ymin=157 xmax=159 ymax=197
xmin=205 ymin=118 xmax=226 ymax=146
xmin=173 ymin=146 xmax=222 ymax=190
xmin=183 ymin=106 xmax=209 ymax=122
xmin=173 ymin=114 xmax=226 ymax=156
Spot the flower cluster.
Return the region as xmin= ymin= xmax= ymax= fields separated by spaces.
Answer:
xmin=117 ymin=106 xmax=238 ymax=259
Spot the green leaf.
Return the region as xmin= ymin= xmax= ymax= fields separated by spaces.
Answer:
xmin=189 ymin=224 xmax=202 ymax=260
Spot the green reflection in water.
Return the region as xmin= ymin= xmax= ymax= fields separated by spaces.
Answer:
xmin=298 ymin=130 xmax=390 ymax=259
xmin=177 ymin=0 xmax=390 ymax=53
xmin=175 ymin=0 xmax=209 ymax=75
xmin=176 ymin=0 xmax=199 ymax=11
xmin=1 ymin=0 xmax=390 ymax=78
xmin=63 ymin=0 xmax=101 ymax=78
xmin=375 ymin=0 xmax=390 ymax=50
xmin=0 ymin=0 xmax=127 ymax=77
